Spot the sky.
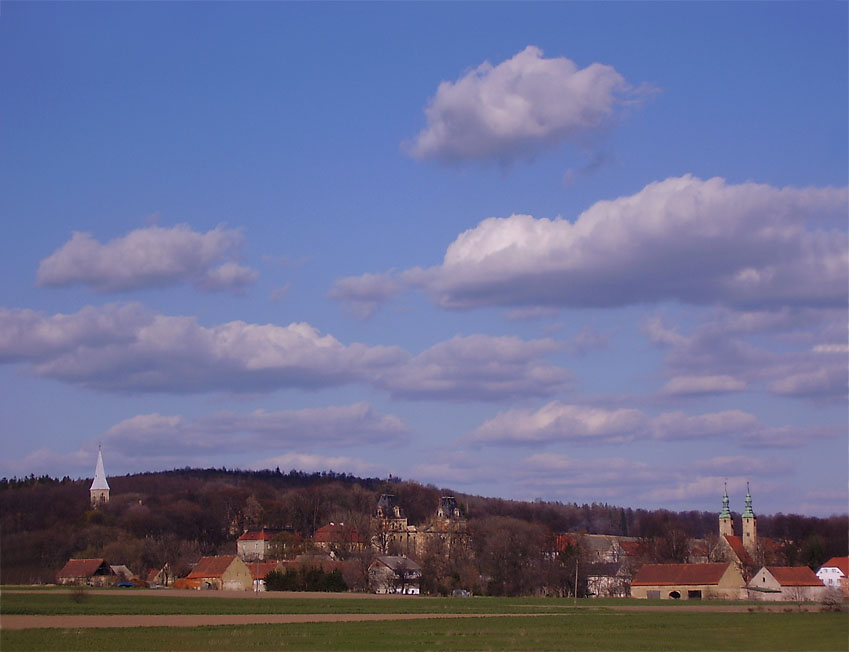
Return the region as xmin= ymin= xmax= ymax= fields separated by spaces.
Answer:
xmin=1 ymin=2 xmax=846 ymax=517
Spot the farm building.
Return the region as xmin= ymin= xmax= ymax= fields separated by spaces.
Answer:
xmin=56 ymin=558 xmax=117 ymax=586
xmin=631 ymin=563 xmax=746 ymax=600
xmin=183 ymin=555 xmax=252 ymax=591
xmin=747 ymin=566 xmax=828 ymax=601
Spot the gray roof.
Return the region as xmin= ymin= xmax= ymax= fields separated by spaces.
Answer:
xmin=374 ymin=556 xmax=422 ymax=572
xmin=90 ymin=449 xmax=110 ymax=491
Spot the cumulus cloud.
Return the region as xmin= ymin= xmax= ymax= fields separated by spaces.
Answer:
xmin=0 ymin=303 xmax=404 ymax=393
xmin=406 ymin=46 xmax=646 ymax=164
xmin=37 ymin=224 xmax=258 ymax=293
xmin=401 ymin=176 xmax=847 ymax=310
xmin=373 ymin=334 xmax=568 ymax=401
xmin=328 ymin=272 xmax=405 ymax=319
xmin=102 ymin=403 xmax=408 ymax=457
xmin=0 ymin=304 xmax=568 ymax=400
xmin=469 ymin=401 xmax=832 ymax=448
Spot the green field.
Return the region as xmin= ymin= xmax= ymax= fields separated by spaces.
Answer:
xmin=2 ymin=590 xmax=847 ymax=651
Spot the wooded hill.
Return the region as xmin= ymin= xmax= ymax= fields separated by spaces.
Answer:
xmin=1 ymin=468 xmax=846 ymax=591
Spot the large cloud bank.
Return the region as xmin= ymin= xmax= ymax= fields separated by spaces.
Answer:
xmin=37 ymin=224 xmax=258 ymax=292
xmin=403 ymin=175 xmax=847 ymax=310
xmin=406 ymin=46 xmax=642 ymax=164
xmin=0 ymin=303 xmax=567 ymax=400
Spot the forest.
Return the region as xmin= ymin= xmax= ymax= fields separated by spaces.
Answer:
xmin=1 ymin=468 xmax=846 ymax=595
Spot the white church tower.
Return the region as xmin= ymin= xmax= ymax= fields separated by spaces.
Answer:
xmin=90 ymin=445 xmax=110 ymax=507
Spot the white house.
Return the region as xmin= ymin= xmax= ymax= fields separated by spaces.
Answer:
xmin=816 ymin=557 xmax=848 ymax=597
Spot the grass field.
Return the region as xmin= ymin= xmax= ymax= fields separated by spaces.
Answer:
xmin=2 ymin=590 xmax=847 ymax=651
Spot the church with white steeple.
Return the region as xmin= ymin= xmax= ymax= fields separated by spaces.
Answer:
xmin=90 ymin=445 xmax=110 ymax=507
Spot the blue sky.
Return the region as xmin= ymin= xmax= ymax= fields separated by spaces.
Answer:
xmin=1 ymin=2 xmax=846 ymax=517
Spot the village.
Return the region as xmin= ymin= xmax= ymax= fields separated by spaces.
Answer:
xmin=53 ymin=450 xmax=848 ymax=603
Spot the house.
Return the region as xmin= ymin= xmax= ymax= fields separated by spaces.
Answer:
xmin=56 ymin=558 xmax=117 ymax=586
xmin=586 ymin=562 xmax=630 ymax=598
xmin=368 ymin=555 xmax=422 ymax=594
xmin=184 ymin=555 xmax=253 ymax=591
xmin=109 ymin=564 xmax=135 ymax=583
xmin=146 ymin=564 xmax=173 ymax=587
xmin=246 ymin=561 xmax=281 ymax=591
xmin=312 ymin=523 xmax=367 ymax=557
xmin=748 ymin=566 xmax=828 ymax=602
xmin=816 ymin=557 xmax=848 ymax=597
xmin=237 ymin=528 xmax=283 ymax=561
xmin=631 ymin=562 xmax=746 ymax=600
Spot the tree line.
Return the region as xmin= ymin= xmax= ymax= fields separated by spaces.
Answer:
xmin=1 ymin=468 xmax=845 ymax=593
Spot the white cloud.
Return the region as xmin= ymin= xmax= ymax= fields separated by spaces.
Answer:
xmin=660 ymin=375 xmax=747 ymax=396
xmin=469 ymin=401 xmax=832 ymax=448
xmin=401 ymin=176 xmax=847 ymax=310
xmin=102 ymin=403 xmax=409 ymax=457
xmin=37 ymin=224 xmax=258 ymax=293
xmin=373 ymin=334 xmax=568 ymax=401
xmin=0 ymin=304 xmax=568 ymax=400
xmin=471 ymin=403 xmax=645 ymax=445
xmin=0 ymin=303 xmax=404 ymax=393
xmin=406 ymin=46 xmax=645 ymax=164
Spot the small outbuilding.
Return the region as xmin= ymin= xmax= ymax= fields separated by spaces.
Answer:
xmin=56 ymin=558 xmax=117 ymax=586
xmin=630 ymin=562 xmax=745 ymax=600
xmin=747 ymin=566 xmax=828 ymax=602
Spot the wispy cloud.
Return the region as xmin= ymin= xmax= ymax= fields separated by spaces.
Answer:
xmin=468 ymin=401 xmax=835 ymax=448
xmin=646 ymin=307 xmax=848 ymax=404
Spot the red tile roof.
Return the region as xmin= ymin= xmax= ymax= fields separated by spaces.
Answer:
xmin=237 ymin=529 xmax=280 ymax=541
xmin=246 ymin=562 xmax=280 ymax=580
xmin=313 ymin=523 xmax=365 ymax=544
xmin=766 ymin=566 xmax=825 ymax=587
xmin=632 ymin=563 xmax=733 ymax=587
xmin=619 ymin=540 xmax=648 ymax=557
xmin=723 ymin=535 xmax=753 ymax=566
xmin=56 ymin=558 xmax=113 ymax=579
xmin=821 ymin=557 xmax=849 ymax=576
xmin=187 ymin=556 xmax=238 ymax=579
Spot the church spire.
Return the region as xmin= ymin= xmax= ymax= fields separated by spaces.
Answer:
xmin=742 ymin=481 xmax=755 ymax=519
xmin=720 ymin=481 xmax=732 ymax=519
xmin=741 ymin=481 xmax=758 ymax=554
xmin=90 ymin=444 xmax=110 ymax=507
xmin=718 ymin=480 xmax=734 ymax=537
